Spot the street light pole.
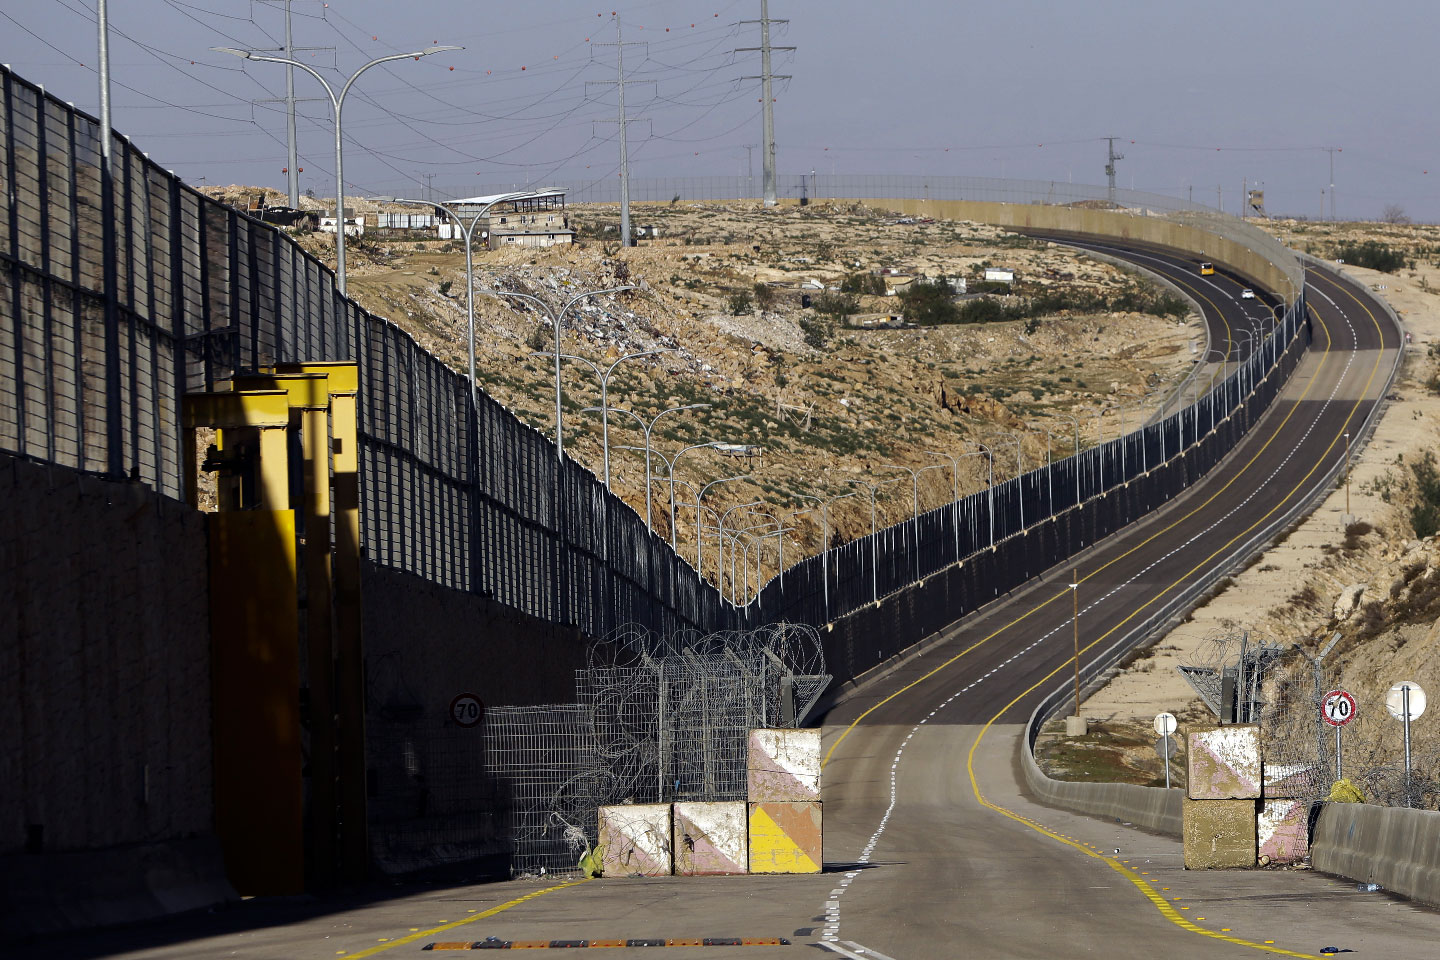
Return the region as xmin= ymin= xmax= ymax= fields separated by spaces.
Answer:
xmin=383 ymin=192 xmax=548 ymax=410
xmin=214 ymin=44 xmax=463 ymax=294
xmin=847 ymin=478 xmax=900 ymax=603
xmin=533 ymin=348 xmax=663 ymax=487
xmin=925 ymin=450 xmax=962 ymax=561
xmin=589 ymin=403 xmax=711 ymax=531
xmin=972 ymin=444 xmax=996 ymax=548
xmin=481 ymin=286 xmax=636 ymax=461
xmin=696 ymin=475 xmax=750 ymax=576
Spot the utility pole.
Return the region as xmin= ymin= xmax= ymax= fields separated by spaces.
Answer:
xmin=257 ymin=0 xmax=332 ymax=208
xmin=739 ymin=1 xmax=794 ymax=207
xmin=1217 ymin=184 xmax=1222 ymax=213
xmin=743 ymin=143 xmax=756 ymax=196
xmin=1326 ymin=147 xmax=1339 ymax=221
xmin=591 ymin=16 xmax=649 ymax=246
xmin=419 ymin=172 xmax=436 ymax=202
xmin=1105 ymin=136 xmax=1124 ymax=204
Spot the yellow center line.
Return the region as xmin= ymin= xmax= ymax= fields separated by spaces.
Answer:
xmin=343 ymin=879 xmax=591 ymax=959
xmin=954 ymin=277 xmax=1385 ymax=960
xmin=823 ymin=292 xmax=1334 ymax=770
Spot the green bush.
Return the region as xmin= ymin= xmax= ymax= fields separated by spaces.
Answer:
xmin=840 ymin=272 xmax=886 ymax=295
xmin=814 ymin=291 xmax=860 ymax=320
xmin=898 ymin=278 xmax=960 ymax=324
xmin=753 ymin=282 xmax=777 ymax=310
xmin=1333 ymin=240 xmax=1407 ymax=273
xmin=1410 ymin=451 xmax=1440 ymax=538
xmin=438 ymin=280 xmax=453 ymax=297
xmin=728 ymin=290 xmax=754 ymax=315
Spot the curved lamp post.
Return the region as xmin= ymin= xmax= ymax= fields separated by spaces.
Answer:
xmin=845 ymin=477 xmax=900 ymax=604
xmin=959 ymin=448 xmax=995 ymax=548
xmin=985 ymin=433 xmax=1024 ymax=532
xmin=380 ymin=192 xmax=550 ymax=409
xmin=924 ymin=451 xmax=964 ymax=561
xmin=481 ymin=286 xmax=636 ymax=460
xmin=696 ymin=475 xmax=750 ymax=577
xmin=214 ymin=44 xmax=462 ymax=294
xmin=590 ymin=403 xmax=710 ymax=531
xmin=538 ymin=348 xmax=663 ymax=487
xmin=1052 ymin=414 xmax=1082 ymax=505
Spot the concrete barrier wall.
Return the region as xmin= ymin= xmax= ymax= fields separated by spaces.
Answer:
xmin=1313 ymin=803 xmax=1440 ymax=907
xmin=0 ymin=454 xmax=227 ymax=936
xmin=839 ymin=198 xmax=1296 ymax=299
xmin=1020 ymin=730 xmax=1183 ymax=837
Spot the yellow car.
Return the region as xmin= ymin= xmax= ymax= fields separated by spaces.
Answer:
xmin=1199 ymin=262 xmax=1215 ymax=276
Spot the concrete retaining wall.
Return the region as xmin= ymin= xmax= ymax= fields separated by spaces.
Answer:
xmin=1020 ymin=730 xmax=1183 ymax=837
xmin=844 ymin=198 xmax=1297 ymax=299
xmin=0 ymin=453 xmax=228 ymax=936
xmin=1312 ymin=803 xmax=1440 ymax=906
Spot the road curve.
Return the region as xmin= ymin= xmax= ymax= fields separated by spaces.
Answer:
xmin=815 ymin=251 xmax=1434 ymax=958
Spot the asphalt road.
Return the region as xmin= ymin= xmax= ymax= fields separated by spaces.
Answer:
xmin=23 ymin=247 xmax=1436 ymax=960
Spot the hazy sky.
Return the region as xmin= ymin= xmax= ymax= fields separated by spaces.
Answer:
xmin=4 ymin=1 xmax=1434 ymax=220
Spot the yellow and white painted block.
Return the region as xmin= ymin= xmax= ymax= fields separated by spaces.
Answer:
xmin=673 ymin=801 xmax=748 ymax=875
xmin=1182 ymin=797 xmax=1256 ymax=869
xmin=748 ymin=801 xmax=821 ymax=874
xmin=1186 ymin=724 xmax=1262 ymax=800
xmin=598 ymin=804 xmax=673 ymax=877
xmin=747 ymin=728 xmax=821 ymax=802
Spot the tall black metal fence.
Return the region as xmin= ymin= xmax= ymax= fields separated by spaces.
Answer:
xmin=0 ymin=63 xmax=1307 ymax=665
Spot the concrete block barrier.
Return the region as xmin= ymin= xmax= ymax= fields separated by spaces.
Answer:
xmin=1183 ymin=797 xmax=1256 ymax=869
xmin=1020 ymin=734 xmax=1183 ymax=836
xmin=747 ymin=729 xmax=821 ymax=803
xmin=748 ymin=802 xmax=822 ymax=874
xmin=1186 ymin=725 xmax=1262 ymax=800
xmin=672 ymin=802 xmax=748 ymax=876
xmin=598 ymin=804 xmax=673 ymax=877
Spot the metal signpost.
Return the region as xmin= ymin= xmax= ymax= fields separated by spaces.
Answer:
xmin=1321 ymin=689 xmax=1356 ymax=781
xmin=1154 ymin=712 xmax=1178 ymax=789
xmin=1386 ymin=681 xmax=1428 ymax=806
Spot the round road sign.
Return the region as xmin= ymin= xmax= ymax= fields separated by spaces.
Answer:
xmin=1154 ymin=712 xmax=1178 ymax=737
xmin=449 ymin=693 xmax=485 ymax=728
xmin=1386 ymin=681 xmax=1427 ymax=722
xmin=1322 ymin=689 xmax=1356 ymax=727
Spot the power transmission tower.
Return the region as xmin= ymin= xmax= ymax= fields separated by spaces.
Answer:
xmin=1105 ymin=136 xmax=1124 ymax=205
xmin=256 ymin=0 xmax=332 ymax=207
xmin=738 ymin=1 xmax=794 ymax=207
xmin=591 ymin=15 xmax=651 ymax=246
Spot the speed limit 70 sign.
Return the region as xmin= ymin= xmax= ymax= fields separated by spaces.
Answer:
xmin=1322 ymin=689 xmax=1356 ymax=727
xmin=449 ymin=693 xmax=485 ymax=728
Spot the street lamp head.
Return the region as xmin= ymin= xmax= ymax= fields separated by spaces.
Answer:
xmin=419 ymin=45 xmax=465 ymax=56
xmin=212 ymin=46 xmax=252 ymax=59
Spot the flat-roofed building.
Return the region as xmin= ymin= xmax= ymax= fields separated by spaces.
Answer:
xmin=442 ymin=191 xmax=575 ymax=249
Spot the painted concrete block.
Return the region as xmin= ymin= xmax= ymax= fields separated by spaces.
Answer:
xmin=747 ymin=729 xmax=821 ymax=802
xmin=1257 ymin=798 xmax=1309 ymax=864
xmin=598 ymin=804 xmax=673 ymax=877
xmin=673 ymin=802 xmax=748 ymax=876
xmin=1186 ymin=724 xmax=1262 ymax=800
xmin=748 ymin=801 xmax=821 ymax=874
xmin=1182 ymin=797 xmax=1256 ymax=869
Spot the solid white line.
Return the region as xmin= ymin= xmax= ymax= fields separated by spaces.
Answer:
xmin=840 ymin=941 xmax=900 ymax=960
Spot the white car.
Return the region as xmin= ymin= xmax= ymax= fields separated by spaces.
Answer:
xmin=1240 ymin=288 xmax=1255 ymax=299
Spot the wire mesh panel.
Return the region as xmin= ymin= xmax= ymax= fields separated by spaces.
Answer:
xmin=483 ymin=704 xmax=604 ymax=878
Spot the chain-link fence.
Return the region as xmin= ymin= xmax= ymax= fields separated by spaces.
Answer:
xmin=2 ymin=63 xmax=1310 ymax=677
xmin=466 ymin=622 xmax=827 ymax=877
